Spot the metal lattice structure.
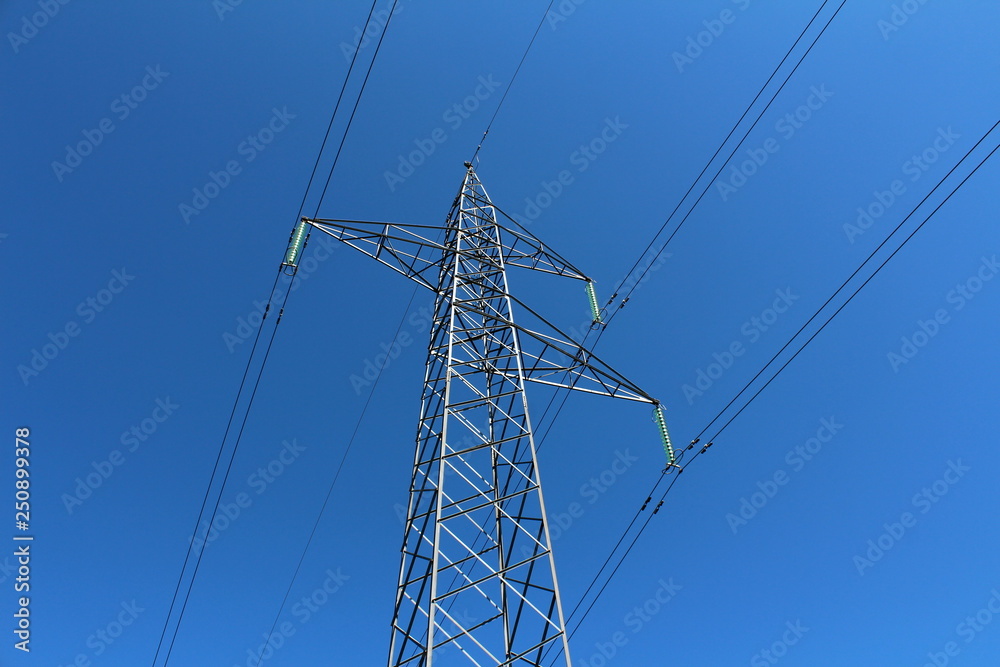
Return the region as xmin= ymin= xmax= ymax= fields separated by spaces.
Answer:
xmin=292 ymin=164 xmax=667 ymax=666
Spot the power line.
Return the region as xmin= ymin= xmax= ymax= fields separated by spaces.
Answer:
xmin=251 ymin=176 xmax=469 ymax=661
xmin=543 ymin=471 xmax=684 ymax=666
xmin=311 ymin=0 xmax=402 ymax=217
xmin=695 ymin=117 xmax=1000 ymax=444
xmin=158 ymin=278 xmax=295 ymax=666
xmin=250 ymin=286 xmax=420 ymax=667
xmin=294 ymin=0 xmax=384 ymax=224
xmin=501 ymin=0 xmax=847 ymax=454
xmin=552 ymin=123 xmax=1000 ymax=656
xmin=511 ymin=5 xmax=858 ymax=644
xmin=470 ymin=0 xmax=557 ymax=163
xmin=150 ymin=270 xmax=281 ymax=667
xmin=704 ymin=129 xmax=1000 ymax=443
xmin=602 ymin=0 xmax=846 ymax=328
xmin=153 ymin=3 xmax=392 ymax=662
xmin=242 ymin=2 xmax=405 ymax=657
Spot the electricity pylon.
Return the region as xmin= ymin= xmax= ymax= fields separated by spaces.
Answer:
xmin=282 ymin=164 xmax=674 ymax=666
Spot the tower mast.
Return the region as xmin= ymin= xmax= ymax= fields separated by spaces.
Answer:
xmin=289 ymin=164 xmax=670 ymax=665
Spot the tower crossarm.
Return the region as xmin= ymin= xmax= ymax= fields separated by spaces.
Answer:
xmin=491 ymin=221 xmax=589 ymax=281
xmin=302 ymin=215 xmax=653 ymax=404
xmin=489 ymin=203 xmax=589 ymax=281
xmin=458 ymin=294 xmax=656 ymax=404
xmin=304 ymin=218 xmax=448 ymax=292
xmin=303 ymin=216 xmax=594 ymax=289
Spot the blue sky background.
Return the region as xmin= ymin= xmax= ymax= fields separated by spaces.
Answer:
xmin=3 ymin=1 xmax=1000 ymax=665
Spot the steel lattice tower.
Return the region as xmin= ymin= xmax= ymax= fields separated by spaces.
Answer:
xmin=285 ymin=164 xmax=672 ymax=666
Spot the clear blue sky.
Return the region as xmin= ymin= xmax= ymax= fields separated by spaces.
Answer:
xmin=4 ymin=1 xmax=1000 ymax=665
